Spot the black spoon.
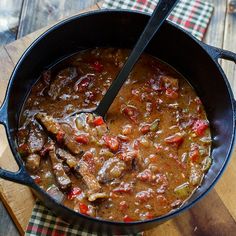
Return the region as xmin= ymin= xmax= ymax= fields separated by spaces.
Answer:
xmin=75 ymin=0 xmax=179 ymax=119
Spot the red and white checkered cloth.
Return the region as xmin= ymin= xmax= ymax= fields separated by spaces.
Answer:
xmin=102 ymin=0 xmax=214 ymax=40
xmin=26 ymin=0 xmax=214 ymax=235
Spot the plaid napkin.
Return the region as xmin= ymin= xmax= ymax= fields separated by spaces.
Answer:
xmin=26 ymin=0 xmax=214 ymax=235
xmin=102 ymin=0 xmax=214 ymax=40
xmin=26 ymin=201 xmax=142 ymax=236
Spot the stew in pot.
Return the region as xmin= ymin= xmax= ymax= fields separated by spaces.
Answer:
xmin=17 ymin=48 xmax=211 ymax=222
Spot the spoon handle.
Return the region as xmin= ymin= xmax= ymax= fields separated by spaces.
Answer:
xmin=95 ymin=0 xmax=179 ymax=117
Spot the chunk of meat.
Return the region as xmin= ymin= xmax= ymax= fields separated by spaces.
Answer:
xmin=60 ymin=123 xmax=85 ymax=155
xmin=56 ymin=148 xmax=79 ymax=168
xmin=36 ymin=113 xmax=62 ymax=136
xmin=48 ymin=67 xmax=77 ymax=99
xmin=36 ymin=113 xmax=83 ymax=155
xmin=64 ymin=137 xmax=83 ymax=155
xmin=25 ymin=154 xmax=41 ymax=172
xmin=97 ymin=157 xmax=127 ymax=183
xmin=40 ymin=141 xmax=54 ymax=157
xmin=27 ymin=124 xmax=46 ymax=153
xmin=49 ymin=145 xmax=72 ymax=190
xmin=77 ymin=160 xmax=105 ymax=200
xmin=46 ymin=184 xmax=65 ymax=203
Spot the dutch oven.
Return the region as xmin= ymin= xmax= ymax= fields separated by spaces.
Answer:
xmin=0 ymin=10 xmax=236 ymax=235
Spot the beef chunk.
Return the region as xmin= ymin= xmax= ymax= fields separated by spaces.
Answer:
xmin=97 ymin=157 xmax=127 ymax=183
xmin=60 ymin=123 xmax=85 ymax=155
xmin=77 ymin=160 xmax=101 ymax=195
xmin=36 ymin=113 xmax=83 ymax=155
xmin=27 ymin=124 xmax=46 ymax=153
xmin=48 ymin=67 xmax=78 ymax=100
xmin=46 ymin=184 xmax=65 ymax=203
xmin=49 ymin=145 xmax=72 ymax=190
xmin=56 ymin=148 xmax=78 ymax=168
xmin=35 ymin=113 xmax=61 ymax=136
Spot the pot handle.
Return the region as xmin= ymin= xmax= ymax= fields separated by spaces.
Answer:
xmin=0 ymin=100 xmax=34 ymax=187
xmin=200 ymin=43 xmax=236 ymax=119
xmin=200 ymin=42 xmax=236 ymax=64
xmin=0 ymin=166 xmax=34 ymax=186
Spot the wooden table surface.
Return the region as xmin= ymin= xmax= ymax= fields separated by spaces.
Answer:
xmin=0 ymin=0 xmax=236 ymax=235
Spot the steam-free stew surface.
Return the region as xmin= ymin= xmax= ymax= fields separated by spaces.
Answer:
xmin=17 ymin=48 xmax=211 ymax=222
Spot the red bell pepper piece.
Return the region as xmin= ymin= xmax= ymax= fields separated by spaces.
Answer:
xmin=93 ymin=116 xmax=104 ymax=126
xmin=91 ymin=61 xmax=103 ymax=72
xmin=140 ymin=125 xmax=150 ymax=134
xmin=189 ymin=145 xmax=200 ymax=163
xmin=165 ymin=133 xmax=184 ymax=146
xmin=56 ymin=130 xmax=65 ymax=143
xmin=192 ymin=120 xmax=208 ymax=136
xmin=67 ymin=187 xmax=82 ymax=200
xmin=146 ymin=212 xmax=154 ymax=220
xmin=123 ymin=215 xmax=134 ymax=223
xmin=122 ymin=106 xmax=139 ymax=123
xmin=103 ymin=135 xmax=119 ymax=152
xmin=78 ymin=203 xmax=89 ymax=215
xmin=75 ymin=134 xmax=89 ymax=144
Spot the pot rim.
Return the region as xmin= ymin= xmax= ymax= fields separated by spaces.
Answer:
xmin=1 ymin=9 xmax=236 ymax=226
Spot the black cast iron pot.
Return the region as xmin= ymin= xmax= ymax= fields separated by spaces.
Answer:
xmin=0 ymin=10 xmax=236 ymax=235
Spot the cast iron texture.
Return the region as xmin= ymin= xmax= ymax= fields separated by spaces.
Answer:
xmin=0 ymin=10 xmax=236 ymax=235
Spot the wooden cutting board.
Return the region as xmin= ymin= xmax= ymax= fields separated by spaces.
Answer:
xmin=0 ymin=1 xmax=236 ymax=235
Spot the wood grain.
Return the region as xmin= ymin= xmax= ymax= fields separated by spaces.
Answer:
xmin=0 ymin=0 xmax=23 ymax=46
xmin=221 ymin=0 xmax=236 ymax=90
xmin=204 ymin=0 xmax=227 ymax=48
xmin=145 ymin=189 xmax=236 ymax=236
xmin=214 ymin=0 xmax=236 ymax=222
xmin=0 ymin=46 xmax=35 ymax=235
xmin=5 ymin=4 xmax=99 ymax=65
xmin=0 ymin=46 xmax=20 ymax=236
xmin=0 ymin=201 xmax=19 ymax=236
xmin=17 ymin=0 xmax=99 ymax=38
